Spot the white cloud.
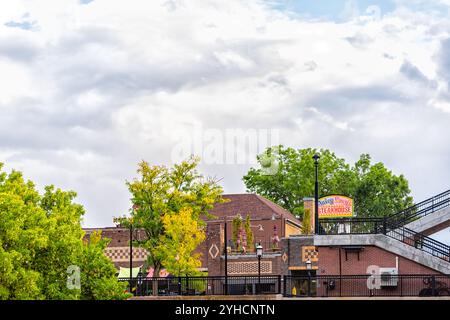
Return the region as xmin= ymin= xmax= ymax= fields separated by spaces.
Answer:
xmin=0 ymin=0 xmax=449 ymax=245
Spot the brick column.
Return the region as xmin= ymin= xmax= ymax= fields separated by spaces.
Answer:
xmin=206 ymin=222 xmax=222 ymax=276
xmin=303 ymin=197 xmax=315 ymax=234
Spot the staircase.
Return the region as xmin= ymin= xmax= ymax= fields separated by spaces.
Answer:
xmin=388 ymin=189 xmax=450 ymax=235
xmin=318 ymin=189 xmax=450 ymax=270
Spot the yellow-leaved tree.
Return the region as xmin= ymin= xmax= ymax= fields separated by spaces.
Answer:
xmin=116 ymin=156 xmax=225 ymax=291
xmin=160 ymin=207 xmax=205 ymax=275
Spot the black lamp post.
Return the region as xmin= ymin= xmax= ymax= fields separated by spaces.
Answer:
xmin=256 ymin=243 xmax=263 ymax=294
xmin=129 ymin=220 xmax=133 ymax=293
xmin=313 ymin=154 xmax=320 ymax=234
xmin=224 ymin=219 xmax=228 ymax=295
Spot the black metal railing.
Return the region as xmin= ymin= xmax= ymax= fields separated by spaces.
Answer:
xmin=385 ymin=222 xmax=450 ymax=261
xmin=118 ymin=274 xmax=450 ymax=297
xmin=225 ymin=240 xmax=283 ymax=255
xmin=387 ymin=189 xmax=450 ymax=228
xmin=119 ymin=275 xmax=282 ymax=296
xmin=319 ymin=217 xmax=385 ymax=235
xmin=284 ymin=274 xmax=450 ymax=297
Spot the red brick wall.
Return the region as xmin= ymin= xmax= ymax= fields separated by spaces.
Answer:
xmin=313 ymin=246 xmax=442 ymax=297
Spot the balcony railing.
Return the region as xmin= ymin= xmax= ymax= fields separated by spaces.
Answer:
xmin=225 ymin=240 xmax=282 ymax=255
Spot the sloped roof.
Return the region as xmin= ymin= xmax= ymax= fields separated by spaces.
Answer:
xmin=207 ymin=193 xmax=300 ymax=224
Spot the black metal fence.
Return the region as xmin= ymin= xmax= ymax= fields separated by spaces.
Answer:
xmin=285 ymin=274 xmax=450 ymax=297
xmin=119 ymin=275 xmax=282 ymax=296
xmin=119 ymin=274 xmax=450 ymax=297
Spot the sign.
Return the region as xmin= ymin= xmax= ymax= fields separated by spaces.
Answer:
xmin=318 ymin=195 xmax=354 ymax=218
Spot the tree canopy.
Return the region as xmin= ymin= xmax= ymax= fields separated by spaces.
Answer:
xmin=118 ymin=156 xmax=225 ymax=277
xmin=243 ymin=147 xmax=413 ymax=219
xmin=0 ymin=163 xmax=129 ymax=300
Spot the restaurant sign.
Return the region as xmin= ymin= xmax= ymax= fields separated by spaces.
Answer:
xmin=318 ymin=195 xmax=354 ymax=218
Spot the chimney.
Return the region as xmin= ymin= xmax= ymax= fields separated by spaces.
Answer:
xmin=303 ymin=197 xmax=315 ymax=234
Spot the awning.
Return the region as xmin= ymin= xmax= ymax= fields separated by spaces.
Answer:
xmin=118 ymin=266 xmax=142 ymax=278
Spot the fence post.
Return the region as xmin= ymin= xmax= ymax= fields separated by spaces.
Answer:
xmin=307 ymin=273 xmax=312 ymax=297
xmin=244 ymin=276 xmax=247 ymax=294
xmin=383 ymin=217 xmax=387 ymax=235
xmin=400 ymin=276 xmax=403 ymax=297
xmin=137 ymin=273 xmax=141 ymax=296
xmin=186 ymin=276 xmax=189 ymax=295
xmin=278 ymin=275 xmax=281 ymax=294
xmin=178 ymin=276 xmax=182 ymax=295
xmin=431 ymin=275 xmax=436 ymax=296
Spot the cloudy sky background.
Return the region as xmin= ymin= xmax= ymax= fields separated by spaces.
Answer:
xmin=0 ymin=0 xmax=449 ymax=242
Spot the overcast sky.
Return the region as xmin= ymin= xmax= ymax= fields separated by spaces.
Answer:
xmin=0 ymin=0 xmax=449 ymax=243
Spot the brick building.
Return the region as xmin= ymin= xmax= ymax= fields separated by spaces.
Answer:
xmin=84 ymin=191 xmax=450 ymax=296
xmin=83 ymin=193 xmax=303 ymax=276
xmin=200 ymin=194 xmax=302 ymax=277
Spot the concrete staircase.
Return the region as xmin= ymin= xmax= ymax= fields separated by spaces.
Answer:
xmin=389 ymin=189 xmax=450 ymax=236
xmin=402 ymin=205 xmax=450 ymax=236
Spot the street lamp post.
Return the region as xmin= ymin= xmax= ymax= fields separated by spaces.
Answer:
xmin=306 ymin=258 xmax=312 ymax=270
xmin=224 ymin=219 xmax=228 ymax=295
xmin=256 ymin=243 xmax=263 ymax=294
xmin=313 ymin=154 xmax=320 ymax=234
xmin=129 ymin=221 xmax=133 ymax=293
xmin=306 ymin=258 xmax=312 ymax=296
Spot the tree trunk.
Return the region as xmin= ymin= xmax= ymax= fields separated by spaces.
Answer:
xmin=152 ymin=266 xmax=160 ymax=296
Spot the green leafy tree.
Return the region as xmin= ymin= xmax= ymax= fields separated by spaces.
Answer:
xmin=79 ymin=231 xmax=131 ymax=300
xmin=0 ymin=163 xmax=128 ymax=300
xmin=231 ymin=215 xmax=243 ymax=251
xmin=243 ymin=147 xmax=413 ymax=219
xmin=244 ymin=215 xmax=254 ymax=252
xmin=119 ymin=156 xmax=225 ymax=280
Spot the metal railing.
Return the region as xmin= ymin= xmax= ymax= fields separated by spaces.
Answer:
xmin=119 ymin=275 xmax=282 ymax=296
xmin=319 ymin=217 xmax=385 ymax=235
xmin=284 ymin=274 xmax=450 ymax=297
xmin=385 ymin=222 xmax=450 ymax=261
xmin=225 ymin=240 xmax=282 ymax=255
xmin=387 ymin=189 xmax=450 ymax=228
xmin=118 ymin=274 xmax=450 ymax=297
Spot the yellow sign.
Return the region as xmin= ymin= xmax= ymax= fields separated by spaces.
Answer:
xmin=318 ymin=195 xmax=353 ymax=218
